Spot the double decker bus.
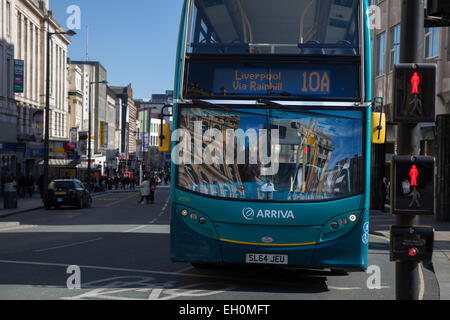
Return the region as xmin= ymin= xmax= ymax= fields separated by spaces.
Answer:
xmin=163 ymin=0 xmax=374 ymax=271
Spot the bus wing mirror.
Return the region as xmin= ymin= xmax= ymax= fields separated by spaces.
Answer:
xmin=159 ymin=123 xmax=171 ymax=152
xmin=372 ymin=112 xmax=386 ymax=144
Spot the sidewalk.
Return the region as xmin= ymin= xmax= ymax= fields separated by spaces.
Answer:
xmin=0 ymin=194 xmax=44 ymax=219
xmin=370 ymin=208 xmax=450 ymax=300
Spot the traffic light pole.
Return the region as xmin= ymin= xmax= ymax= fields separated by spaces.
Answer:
xmin=396 ymin=0 xmax=425 ymax=300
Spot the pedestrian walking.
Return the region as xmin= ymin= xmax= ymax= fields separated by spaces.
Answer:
xmin=139 ymin=176 xmax=151 ymax=204
xmin=37 ymin=174 xmax=44 ymax=199
xmin=379 ymin=177 xmax=389 ymax=212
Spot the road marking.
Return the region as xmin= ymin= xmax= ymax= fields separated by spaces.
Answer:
xmin=0 ymin=259 xmax=221 ymax=280
xmin=419 ymin=263 xmax=425 ymax=300
xmin=35 ymin=237 xmax=103 ymax=253
xmin=149 ymin=196 xmax=170 ymax=224
xmin=0 ymin=224 xmax=37 ymax=232
xmin=0 ymin=258 xmax=389 ymax=295
xmin=104 ymin=193 xmax=138 ymax=208
xmin=123 ymin=225 xmax=147 ymax=233
xmin=61 ymin=276 xmax=234 ymax=300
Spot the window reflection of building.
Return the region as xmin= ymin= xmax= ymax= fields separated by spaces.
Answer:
xmin=178 ymin=110 xmax=243 ymax=198
xmin=277 ymin=119 xmax=333 ymax=196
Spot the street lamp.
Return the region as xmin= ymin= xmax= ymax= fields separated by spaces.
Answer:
xmin=87 ymin=80 xmax=108 ymax=190
xmin=43 ymin=28 xmax=76 ymax=194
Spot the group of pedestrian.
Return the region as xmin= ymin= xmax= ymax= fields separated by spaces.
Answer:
xmin=1 ymin=174 xmax=41 ymax=198
xmin=108 ymin=175 xmax=139 ymax=191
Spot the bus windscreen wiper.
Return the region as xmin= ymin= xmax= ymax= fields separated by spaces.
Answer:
xmin=257 ymin=99 xmax=356 ymax=120
xmin=191 ymin=99 xmax=268 ymax=116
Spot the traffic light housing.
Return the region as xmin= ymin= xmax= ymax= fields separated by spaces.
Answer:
xmin=390 ymin=226 xmax=434 ymax=263
xmin=427 ymin=0 xmax=450 ymax=18
xmin=391 ymin=156 xmax=435 ymax=215
xmin=393 ymin=63 xmax=436 ymax=123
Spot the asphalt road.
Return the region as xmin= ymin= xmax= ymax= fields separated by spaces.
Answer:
xmin=0 ymin=188 xmax=439 ymax=300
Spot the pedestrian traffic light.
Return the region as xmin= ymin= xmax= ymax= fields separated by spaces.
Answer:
xmin=393 ymin=63 xmax=436 ymax=123
xmin=142 ymin=162 xmax=146 ymax=171
xmin=391 ymin=156 xmax=435 ymax=215
xmin=427 ymin=0 xmax=450 ymax=19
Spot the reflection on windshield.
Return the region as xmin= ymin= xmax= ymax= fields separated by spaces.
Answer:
xmin=176 ymin=107 xmax=363 ymax=201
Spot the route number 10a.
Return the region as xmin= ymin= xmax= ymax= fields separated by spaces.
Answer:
xmin=301 ymin=71 xmax=330 ymax=94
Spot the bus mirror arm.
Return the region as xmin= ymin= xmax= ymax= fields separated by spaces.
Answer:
xmin=371 ymin=97 xmax=386 ymax=144
xmin=159 ymin=104 xmax=173 ymax=151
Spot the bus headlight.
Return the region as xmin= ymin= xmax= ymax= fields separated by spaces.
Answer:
xmin=349 ymin=214 xmax=357 ymax=222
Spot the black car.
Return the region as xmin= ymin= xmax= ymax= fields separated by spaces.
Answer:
xmin=44 ymin=179 xmax=92 ymax=210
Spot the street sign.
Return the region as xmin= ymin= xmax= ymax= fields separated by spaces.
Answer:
xmin=14 ymin=60 xmax=24 ymax=93
xmin=391 ymin=156 xmax=435 ymax=215
xmin=393 ymin=63 xmax=436 ymax=123
xmin=390 ymin=226 xmax=434 ymax=263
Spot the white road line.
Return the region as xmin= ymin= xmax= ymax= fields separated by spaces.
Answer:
xmin=35 ymin=237 xmax=103 ymax=253
xmin=0 ymin=259 xmax=220 ymax=280
xmin=419 ymin=263 xmax=425 ymax=300
xmin=0 ymin=258 xmax=386 ymax=293
xmin=149 ymin=196 xmax=170 ymax=224
xmin=123 ymin=225 xmax=147 ymax=233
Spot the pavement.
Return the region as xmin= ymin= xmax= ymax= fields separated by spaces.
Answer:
xmin=0 ymin=193 xmax=448 ymax=299
xmin=370 ymin=207 xmax=450 ymax=300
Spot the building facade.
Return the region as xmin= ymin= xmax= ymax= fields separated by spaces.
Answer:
xmin=370 ymin=0 xmax=450 ymax=220
xmin=0 ymin=0 xmax=71 ymax=182
xmin=111 ymin=84 xmax=136 ymax=169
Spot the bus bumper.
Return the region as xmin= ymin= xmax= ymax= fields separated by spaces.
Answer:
xmin=171 ymin=207 xmax=369 ymax=271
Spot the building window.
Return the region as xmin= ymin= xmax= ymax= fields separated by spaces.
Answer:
xmin=389 ymin=25 xmax=400 ymax=71
xmin=376 ymin=32 xmax=386 ymax=76
xmin=425 ymin=27 xmax=440 ymax=58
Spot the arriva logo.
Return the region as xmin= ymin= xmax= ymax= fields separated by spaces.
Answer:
xmin=242 ymin=207 xmax=255 ymax=220
xmin=242 ymin=208 xmax=295 ymax=220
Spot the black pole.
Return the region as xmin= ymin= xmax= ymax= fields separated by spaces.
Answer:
xmin=396 ymin=0 xmax=425 ymax=300
xmin=43 ymin=29 xmax=51 ymax=195
xmin=88 ymin=83 xmax=92 ymax=190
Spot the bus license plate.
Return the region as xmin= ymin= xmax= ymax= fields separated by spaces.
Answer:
xmin=245 ymin=253 xmax=288 ymax=265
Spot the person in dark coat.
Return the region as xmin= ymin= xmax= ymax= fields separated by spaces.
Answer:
xmin=379 ymin=177 xmax=389 ymax=212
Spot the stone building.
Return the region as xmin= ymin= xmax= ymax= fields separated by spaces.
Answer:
xmin=0 ymin=0 xmax=71 ymax=180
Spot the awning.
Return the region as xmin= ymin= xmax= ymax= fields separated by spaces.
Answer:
xmin=38 ymin=159 xmax=80 ymax=167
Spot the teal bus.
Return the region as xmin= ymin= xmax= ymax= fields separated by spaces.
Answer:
xmin=162 ymin=0 xmax=376 ymax=272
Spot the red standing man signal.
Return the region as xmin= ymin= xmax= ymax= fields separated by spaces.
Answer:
xmin=411 ymin=72 xmax=420 ymax=94
xmin=408 ymin=72 xmax=423 ymax=117
xmin=409 ymin=164 xmax=419 ymax=187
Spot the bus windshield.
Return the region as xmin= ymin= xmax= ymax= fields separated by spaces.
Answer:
xmin=187 ymin=0 xmax=360 ymax=55
xmin=175 ymin=106 xmax=364 ymax=201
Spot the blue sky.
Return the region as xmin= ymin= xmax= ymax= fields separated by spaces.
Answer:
xmin=50 ymin=0 xmax=183 ymax=100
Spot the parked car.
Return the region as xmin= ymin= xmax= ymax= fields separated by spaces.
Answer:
xmin=44 ymin=179 xmax=92 ymax=210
